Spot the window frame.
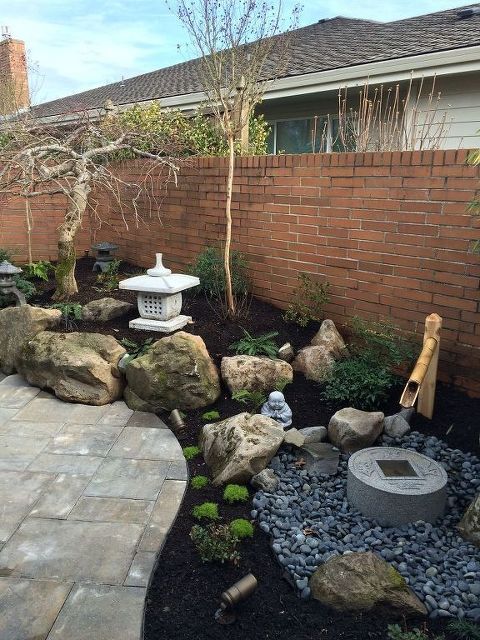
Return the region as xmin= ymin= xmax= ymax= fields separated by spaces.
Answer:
xmin=266 ymin=115 xmax=338 ymax=154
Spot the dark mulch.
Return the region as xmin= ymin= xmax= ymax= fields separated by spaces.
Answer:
xmin=32 ymin=257 xmax=479 ymax=640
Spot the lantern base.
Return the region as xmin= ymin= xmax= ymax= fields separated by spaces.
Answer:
xmin=129 ymin=315 xmax=191 ymax=333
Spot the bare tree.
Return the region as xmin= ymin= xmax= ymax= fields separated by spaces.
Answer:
xmin=171 ymin=0 xmax=299 ymax=316
xmin=0 ymin=110 xmax=185 ymax=299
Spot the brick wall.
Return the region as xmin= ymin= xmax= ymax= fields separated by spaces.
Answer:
xmin=1 ymin=149 xmax=479 ymax=395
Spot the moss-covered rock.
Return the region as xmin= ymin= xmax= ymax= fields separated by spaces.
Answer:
xmin=16 ymin=331 xmax=125 ymax=405
xmin=124 ymin=331 xmax=220 ymax=412
xmin=458 ymin=494 xmax=480 ymax=547
xmin=0 ymin=305 xmax=62 ymax=375
xmin=200 ymin=412 xmax=284 ymax=486
xmin=309 ymin=552 xmax=426 ymax=617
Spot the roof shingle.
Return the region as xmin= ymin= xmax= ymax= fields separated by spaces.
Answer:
xmin=32 ymin=4 xmax=480 ymax=118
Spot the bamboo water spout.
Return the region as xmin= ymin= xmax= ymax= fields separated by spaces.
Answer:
xmin=400 ymin=314 xmax=442 ymax=419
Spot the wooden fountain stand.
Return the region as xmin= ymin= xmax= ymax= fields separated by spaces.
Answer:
xmin=400 ymin=313 xmax=442 ymax=420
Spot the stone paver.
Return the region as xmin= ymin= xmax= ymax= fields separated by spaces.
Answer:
xmin=85 ymin=457 xmax=170 ymax=499
xmin=0 ymin=374 xmax=187 ymax=640
xmin=0 ymin=577 xmax=72 ymax=640
xmin=0 ymin=470 xmax=53 ymax=542
xmin=125 ymin=551 xmax=157 ymax=587
xmin=44 ymin=423 xmax=123 ymax=456
xmin=108 ymin=426 xmax=184 ymax=460
xmin=47 ymin=584 xmax=145 ymax=640
xmin=68 ymin=496 xmax=154 ymax=524
xmin=0 ymin=518 xmax=144 ymax=583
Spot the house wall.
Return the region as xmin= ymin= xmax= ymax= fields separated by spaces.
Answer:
xmin=1 ymin=150 xmax=479 ymax=396
xmin=258 ymin=72 xmax=480 ymax=151
xmin=416 ymin=72 xmax=480 ymax=150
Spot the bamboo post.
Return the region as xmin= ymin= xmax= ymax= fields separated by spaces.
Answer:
xmin=417 ymin=313 xmax=442 ymax=419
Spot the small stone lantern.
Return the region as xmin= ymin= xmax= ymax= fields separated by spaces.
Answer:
xmin=0 ymin=261 xmax=26 ymax=306
xmin=119 ymin=253 xmax=199 ymax=332
xmin=91 ymin=241 xmax=119 ymax=273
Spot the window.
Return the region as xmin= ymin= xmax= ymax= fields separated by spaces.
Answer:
xmin=266 ymin=115 xmax=351 ymax=154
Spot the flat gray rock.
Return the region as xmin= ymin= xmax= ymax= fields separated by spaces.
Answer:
xmin=251 ymin=468 xmax=279 ymax=492
xmin=0 ymin=419 xmax=63 ymax=438
xmin=0 ymin=384 xmax=41 ymax=409
xmin=0 ymin=518 xmax=144 ymax=584
xmin=384 ymin=413 xmax=411 ymax=438
xmin=0 ymin=577 xmax=72 ymax=640
xmin=297 ymin=442 xmax=340 ymax=475
xmin=47 ymin=583 xmax=145 ymax=640
xmin=298 ymin=426 xmax=327 ymax=444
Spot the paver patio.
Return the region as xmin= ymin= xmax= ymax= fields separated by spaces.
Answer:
xmin=0 ymin=374 xmax=187 ymax=640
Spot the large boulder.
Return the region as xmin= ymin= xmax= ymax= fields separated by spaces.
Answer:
xmin=16 ymin=331 xmax=126 ymax=405
xmin=328 ymin=407 xmax=384 ymax=453
xmin=293 ymin=319 xmax=347 ymax=382
xmin=310 ymin=319 xmax=347 ymax=357
xmin=221 ymin=355 xmax=293 ymax=393
xmin=82 ymin=297 xmax=134 ymax=322
xmin=124 ymin=331 xmax=220 ymax=412
xmin=292 ymin=346 xmax=335 ymax=383
xmin=0 ymin=305 xmax=61 ymax=375
xmin=458 ymin=494 xmax=480 ymax=547
xmin=310 ymin=552 xmax=427 ymax=617
xmin=200 ymin=412 xmax=285 ymax=486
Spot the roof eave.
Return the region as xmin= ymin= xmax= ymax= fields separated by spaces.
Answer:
xmin=34 ymin=43 xmax=480 ymax=124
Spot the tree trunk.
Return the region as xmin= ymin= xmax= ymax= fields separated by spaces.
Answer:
xmin=224 ymin=134 xmax=235 ymax=316
xmin=53 ymin=179 xmax=90 ymax=301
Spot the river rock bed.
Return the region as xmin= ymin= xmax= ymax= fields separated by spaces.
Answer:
xmin=252 ymin=431 xmax=480 ymax=621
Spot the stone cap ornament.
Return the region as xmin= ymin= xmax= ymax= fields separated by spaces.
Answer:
xmin=91 ymin=241 xmax=119 ymax=273
xmin=0 ymin=260 xmax=26 ymax=306
xmin=260 ymin=391 xmax=292 ymax=428
xmin=119 ymin=253 xmax=199 ymax=333
xmin=347 ymin=446 xmax=448 ymax=526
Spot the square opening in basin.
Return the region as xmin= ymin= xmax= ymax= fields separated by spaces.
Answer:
xmin=376 ymin=459 xmax=418 ymax=478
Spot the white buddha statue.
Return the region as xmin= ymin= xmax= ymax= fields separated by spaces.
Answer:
xmin=261 ymin=391 xmax=292 ymax=428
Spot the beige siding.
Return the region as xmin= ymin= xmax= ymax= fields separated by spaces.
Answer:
xmin=416 ymin=72 xmax=480 ymax=149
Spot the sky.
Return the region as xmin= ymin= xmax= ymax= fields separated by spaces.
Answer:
xmin=1 ymin=0 xmax=473 ymax=105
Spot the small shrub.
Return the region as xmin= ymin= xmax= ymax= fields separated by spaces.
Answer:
xmin=119 ymin=337 xmax=154 ymax=365
xmin=201 ymin=410 xmax=220 ymax=422
xmin=23 ymin=260 xmax=53 ymax=281
xmin=387 ymin=625 xmax=432 ymax=640
xmin=322 ymin=316 xmax=414 ymax=410
xmin=274 ymin=377 xmax=291 ymax=392
xmin=223 ymin=484 xmax=249 ymax=504
xmin=230 ymin=518 xmax=254 ymax=539
xmin=448 ymin=620 xmax=480 ymax=640
xmin=50 ymin=302 xmax=83 ymax=330
xmin=229 ymin=329 xmax=279 ymax=358
xmin=232 ymin=389 xmax=266 ymax=412
xmin=0 ymin=248 xmax=12 ymax=262
xmin=190 ymin=475 xmax=209 ymax=489
xmin=283 ymin=273 xmax=330 ymax=327
xmin=183 ymin=445 xmax=201 ymax=461
xmin=192 ymin=501 xmax=219 ymax=521
xmin=95 ymin=259 xmax=121 ymax=291
xmin=322 ymin=356 xmax=395 ymax=410
xmin=190 ymin=523 xmax=240 ymax=564
xmin=190 ymin=247 xmax=249 ymax=299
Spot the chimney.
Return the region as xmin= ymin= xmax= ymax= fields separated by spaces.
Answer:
xmin=0 ymin=28 xmax=30 ymax=115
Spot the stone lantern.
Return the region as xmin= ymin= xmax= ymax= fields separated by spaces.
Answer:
xmin=119 ymin=253 xmax=199 ymax=332
xmin=0 ymin=261 xmax=26 ymax=306
xmin=91 ymin=241 xmax=119 ymax=273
